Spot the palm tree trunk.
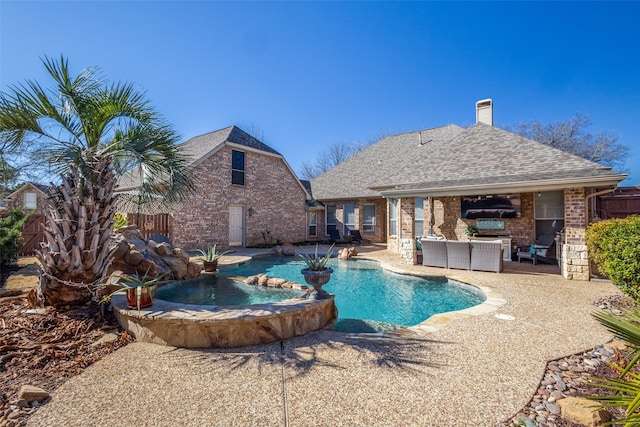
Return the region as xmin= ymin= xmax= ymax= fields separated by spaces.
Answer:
xmin=35 ymin=159 xmax=117 ymax=307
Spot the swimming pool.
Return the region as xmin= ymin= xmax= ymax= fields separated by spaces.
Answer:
xmin=156 ymin=256 xmax=485 ymax=333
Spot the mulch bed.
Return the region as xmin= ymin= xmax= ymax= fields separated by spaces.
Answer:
xmin=0 ymin=297 xmax=133 ymax=424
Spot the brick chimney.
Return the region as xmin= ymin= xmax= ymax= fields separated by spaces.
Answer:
xmin=476 ymin=99 xmax=493 ymax=126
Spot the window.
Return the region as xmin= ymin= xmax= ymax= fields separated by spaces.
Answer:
xmin=343 ymin=204 xmax=355 ymax=235
xmin=389 ymin=199 xmax=398 ymax=236
xmin=414 ymin=198 xmax=424 ymax=237
xmin=231 ymin=150 xmax=245 ymax=185
xmin=363 ymin=204 xmax=376 ymax=234
xmin=535 ymin=191 xmax=564 ymax=240
xmin=24 ymin=192 xmax=37 ymax=209
xmin=326 ymin=205 xmax=337 ymax=235
xmin=309 ymin=211 xmax=317 ymax=237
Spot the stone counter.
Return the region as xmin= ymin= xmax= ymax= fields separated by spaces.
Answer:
xmin=112 ymin=295 xmax=338 ymax=348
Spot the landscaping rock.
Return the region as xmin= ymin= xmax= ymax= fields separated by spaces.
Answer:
xmin=17 ymin=385 xmax=49 ymax=403
xmin=257 ymin=275 xmax=269 ymax=286
xmin=282 ymin=244 xmax=296 ymax=256
xmin=338 ymin=247 xmax=358 ymax=259
xmin=124 ymin=250 xmax=144 ymax=266
xmin=557 ymin=397 xmax=611 ymax=426
xmin=267 ymin=278 xmax=286 ymax=287
xmin=107 ymin=228 xmax=200 ymax=282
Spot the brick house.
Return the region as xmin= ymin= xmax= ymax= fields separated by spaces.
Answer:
xmin=0 ymin=182 xmax=50 ymax=256
xmin=310 ymin=100 xmax=627 ymax=280
xmin=1 ymin=182 xmax=49 ymax=214
xmin=117 ymin=126 xmax=310 ymax=249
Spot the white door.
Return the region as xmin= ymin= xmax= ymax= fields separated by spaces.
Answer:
xmin=229 ymin=206 xmax=244 ymax=246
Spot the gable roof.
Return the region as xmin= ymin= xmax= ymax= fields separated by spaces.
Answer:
xmin=311 ymin=123 xmax=627 ymax=200
xmin=117 ymin=125 xmax=310 ymax=199
xmin=119 ymin=126 xmax=285 ymax=189
xmin=181 ymin=125 xmax=281 ymax=167
xmin=3 ymin=182 xmax=50 ymax=200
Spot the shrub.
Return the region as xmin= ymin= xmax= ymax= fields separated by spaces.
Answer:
xmin=586 ymin=215 xmax=640 ymax=302
xmin=112 ymin=212 xmax=129 ymax=230
xmin=0 ymin=209 xmax=31 ymax=266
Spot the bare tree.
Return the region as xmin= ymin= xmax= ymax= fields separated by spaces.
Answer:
xmin=300 ymin=131 xmax=394 ymax=180
xmin=511 ymin=113 xmax=629 ymax=171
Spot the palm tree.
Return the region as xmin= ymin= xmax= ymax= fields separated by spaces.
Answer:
xmin=0 ymin=56 xmax=194 ymax=307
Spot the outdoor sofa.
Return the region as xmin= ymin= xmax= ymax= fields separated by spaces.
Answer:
xmin=420 ymin=238 xmax=503 ymax=273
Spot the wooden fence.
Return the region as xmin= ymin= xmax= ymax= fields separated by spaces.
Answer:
xmin=596 ymin=187 xmax=640 ymax=219
xmin=126 ymin=213 xmax=170 ymax=240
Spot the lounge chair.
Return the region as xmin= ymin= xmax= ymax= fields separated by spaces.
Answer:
xmin=517 ymin=234 xmax=556 ymax=265
xmin=328 ymin=229 xmax=350 ymax=245
xmin=446 ymin=241 xmax=471 ymax=270
xmin=421 ymin=239 xmax=448 ymax=268
xmin=349 ymin=230 xmax=371 ymax=245
xmin=470 ymin=240 xmax=503 ymax=272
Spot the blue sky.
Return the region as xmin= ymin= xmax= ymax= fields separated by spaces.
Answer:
xmin=1 ymin=1 xmax=639 ymax=185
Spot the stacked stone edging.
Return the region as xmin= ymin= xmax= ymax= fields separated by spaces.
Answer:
xmin=112 ymin=295 xmax=337 ymax=348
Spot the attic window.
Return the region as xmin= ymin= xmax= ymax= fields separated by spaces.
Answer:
xmin=231 ymin=150 xmax=245 ymax=186
xmin=24 ymin=192 xmax=37 ymax=209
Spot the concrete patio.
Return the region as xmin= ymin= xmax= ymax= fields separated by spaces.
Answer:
xmin=28 ymin=244 xmax=620 ymax=426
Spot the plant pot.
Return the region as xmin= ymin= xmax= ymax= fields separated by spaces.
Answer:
xmin=125 ymin=285 xmax=156 ymax=310
xmin=301 ymin=267 xmax=333 ymax=298
xmin=203 ymin=260 xmax=218 ymax=272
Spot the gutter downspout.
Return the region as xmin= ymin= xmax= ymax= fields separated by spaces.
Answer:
xmin=585 ymin=187 xmax=617 ymax=221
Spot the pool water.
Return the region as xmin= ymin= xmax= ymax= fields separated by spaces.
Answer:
xmin=157 ymin=256 xmax=485 ymax=333
xmin=156 ymin=276 xmax=301 ymax=306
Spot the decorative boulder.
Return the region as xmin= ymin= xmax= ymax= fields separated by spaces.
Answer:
xmin=107 ymin=228 xmax=200 ymax=282
xmin=338 ymin=247 xmax=358 ymax=260
xmin=557 ymin=397 xmax=611 ymax=426
xmin=282 ymin=244 xmax=296 ymax=256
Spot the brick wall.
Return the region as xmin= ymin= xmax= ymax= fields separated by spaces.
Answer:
xmin=429 ymin=194 xmax=536 ymax=250
xmin=562 ymin=188 xmax=589 ymax=280
xmin=564 ymin=188 xmax=587 ymax=245
xmin=399 ymin=198 xmax=416 ymax=264
xmin=5 ymin=185 xmax=48 ymax=215
xmin=169 ymin=146 xmax=307 ymax=249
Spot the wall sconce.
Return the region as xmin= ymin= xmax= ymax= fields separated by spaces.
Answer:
xmin=248 ymin=207 xmax=255 ymax=217
xmin=537 ymin=192 xmax=542 ymax=197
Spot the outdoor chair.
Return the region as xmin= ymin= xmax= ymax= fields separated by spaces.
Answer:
xmin=470 ymin=240 xmax=503 ymax=273
xmin=446 ymin=241 xmax=471 ymax=270
xmin=349 ymin=230 xmax=371 ymax=245
xmin=328 ymin=229 xmax=350 ymax=245
xmin=517 ymin=234 xmax=556 ymax=265
xmin=421 ymin=238 xmax=448 ymax=268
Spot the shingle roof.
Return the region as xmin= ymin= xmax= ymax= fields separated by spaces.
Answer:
xmin=118 ymin=126 xmax=282 ymax=189
xmin=310 ymin=123 xmax=626 ymax=200
xmin=181 ymin=126 xmax=281 ymax=164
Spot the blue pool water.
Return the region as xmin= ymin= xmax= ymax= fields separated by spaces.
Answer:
xmin=157 ymin=256 xmax=485 ymax=332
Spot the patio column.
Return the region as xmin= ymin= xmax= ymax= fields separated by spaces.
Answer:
xmin=561 ymin=188 xmax=589 ymax=280
xmin=399 ymin=198 xmax=416 ymax=265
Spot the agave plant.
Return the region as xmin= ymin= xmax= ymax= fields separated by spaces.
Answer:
xmin=298 ymin=244 xmax=335 ymax=271
xmin=587 ymin=309 xmax=640 ymax=424
xmin=197 ymin=245 xmax=233 ymax=262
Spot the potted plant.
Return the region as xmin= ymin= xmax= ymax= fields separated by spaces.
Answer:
xmin=464 ymin=225 xmax=479 ymax=239
xmin=298 ymin=244 xmax=335 ymax=299
xmin=100 ymin=272 xmax=167 ymax=310
xmin=197 ymin=245 xmax=233 ymax=272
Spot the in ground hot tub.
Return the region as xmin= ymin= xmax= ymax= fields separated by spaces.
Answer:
xmin=111 ymin=294 xmax=337 ymax=348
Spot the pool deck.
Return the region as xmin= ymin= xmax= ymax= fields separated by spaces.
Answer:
xmin=28 ymin=244 xmax=620 ymax=427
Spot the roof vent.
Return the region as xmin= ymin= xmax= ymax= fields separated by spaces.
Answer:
xmin=476 ymin=98 xmax=493 ymax=126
